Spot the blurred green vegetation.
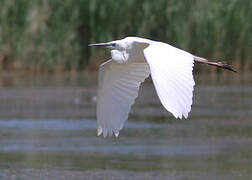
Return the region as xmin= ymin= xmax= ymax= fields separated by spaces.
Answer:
xmin=0 ymin=0 xmax=251 ymax=72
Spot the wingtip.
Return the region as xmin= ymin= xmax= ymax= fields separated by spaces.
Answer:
xmin=97 ymin=125 xmax=103 ymax=136
xmin=172 ymin=111 xmax=190 ymax=119
xmin=97 ymin=125 xmax=122 ymax=138
xmin=114 ymin=132 xmax=120 ymax=137
xmin=183 ymin=112 xmax=189 ymax=119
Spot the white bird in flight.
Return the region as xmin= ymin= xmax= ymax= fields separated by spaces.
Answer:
xmin=89 ymin=37 xmax=235 ymax=137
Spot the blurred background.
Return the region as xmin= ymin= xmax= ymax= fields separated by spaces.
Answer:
xmin=1 ymin=0 xmax=252 ymax=72
xmin=0 ymin=0 xmax=251 ymax=179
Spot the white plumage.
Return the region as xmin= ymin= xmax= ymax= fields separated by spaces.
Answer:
xmin=97 ymin=60 xmax=150 ymax=137
xmin=144 ymin=42 xmax=195 ymax=119
xmin=89 ymin=37 xmax=195 ymax=137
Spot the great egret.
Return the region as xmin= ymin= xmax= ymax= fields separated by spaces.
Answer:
xmin=89 ymin=37 xmax=235 ymax=137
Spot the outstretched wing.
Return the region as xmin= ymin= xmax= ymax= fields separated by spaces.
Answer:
xmin=97 ymin=60 xmax=150 ymax=137
xmin=144 ymin=42 xmax=195 ymax=119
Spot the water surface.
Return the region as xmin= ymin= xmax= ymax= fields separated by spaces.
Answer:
xmin=0 ymin=72 xmax=251 ymax=180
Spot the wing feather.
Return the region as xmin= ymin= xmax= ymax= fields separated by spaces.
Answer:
xmin=144 ymin=42 xmax=195 ymax=119
xmin=97 ymin=60 xmax=150 ymax=137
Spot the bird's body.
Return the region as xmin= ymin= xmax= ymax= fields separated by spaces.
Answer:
xmin=89 ymin=37 xmax=235 ymax=137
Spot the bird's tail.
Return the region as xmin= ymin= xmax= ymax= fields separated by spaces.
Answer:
xmin=193 ymin=56 xmax=236 ymax=72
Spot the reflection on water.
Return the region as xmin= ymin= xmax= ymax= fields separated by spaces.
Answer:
xmin=0 ymin=72 xmax=251 ymax=180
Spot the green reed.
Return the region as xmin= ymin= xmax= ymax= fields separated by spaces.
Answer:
xmin=0 ymin=0 xmax=251 ymax=72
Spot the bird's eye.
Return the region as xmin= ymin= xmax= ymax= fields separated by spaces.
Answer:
xmin=110 ymin=43 xmax=116 ymax=47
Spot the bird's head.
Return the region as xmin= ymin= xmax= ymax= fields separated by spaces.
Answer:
xmin=89 ymin=37 xmax=149 ymax=64
xmin=88 ymin=40 xmax=127 ymax=51
xmin=89 ymin=40 xmax=128 ymax=63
